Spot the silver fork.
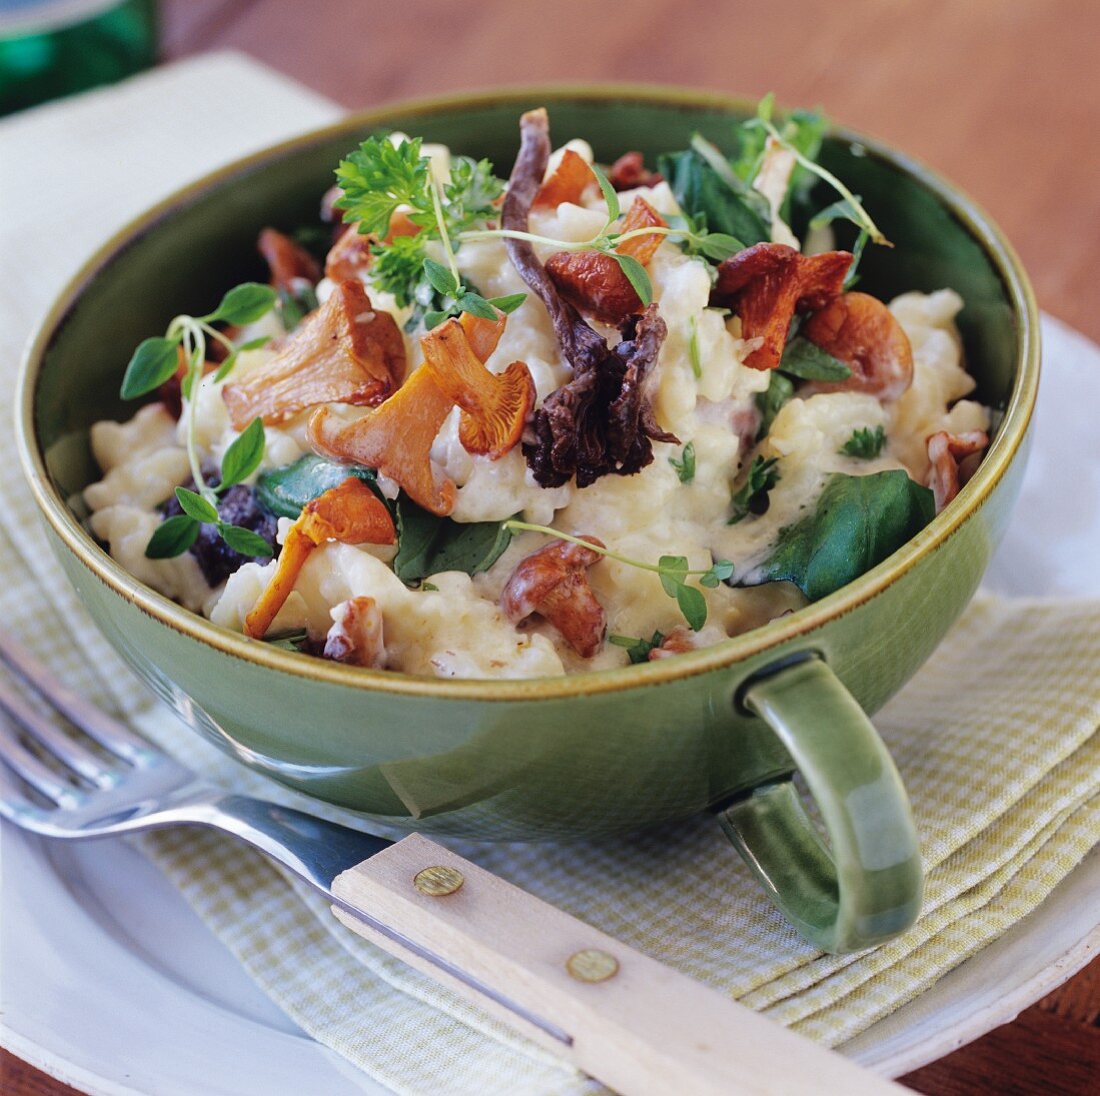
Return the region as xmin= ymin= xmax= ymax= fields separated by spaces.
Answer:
xmin=0 ymin=631 xmax=902 ymax=1096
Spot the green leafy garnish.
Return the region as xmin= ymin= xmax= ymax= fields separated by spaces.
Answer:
xmin=276 ymin=282 xmax=319 ymax=331
xmin=756 ymin=372 xmax=794 ymax=440
xmin=393 ymin=499 xmax=515 ymax=582
xmin=687 ymin=315 xmax=703 ymax=379
xmin=503 ymin=521 xmax=732 ymax=631
xmin=220 ymin=418 xmax=267 ymax=488
xmin=609 ymin=631 xmax=665 ymax=664
xmin=219 ymin=524 xmax=276 ymax=557
xmin=255 ymin=454 xmax=380 ymax=520
xmin=213 ymin=336 xmax=271 ymax=383
xmin=746 ymin=471 xmax=933 ymax=600
xmin=669 ymin=441 xmax=696 ymax=484
xmin=144 ymin=514 xmax=200 ymax=559
xmin=335 ymin=136 xmax=523 ymax=333
xmin=778 ymin=337 xmax=852 ymax=381
xmin=206 ymin=283 xmax=278 ymax=326
xmin=840 ymin=425 xmax=887 ymax=460
xmin=174 ymin=486 xmax=219 ymax=524
xmin=265 ymin=629 xmax=309 ymax=652
xmin=729 ymin=455 xmax=780 ymax=524
xmin=120 ymin=337 xmax=181 ymax=400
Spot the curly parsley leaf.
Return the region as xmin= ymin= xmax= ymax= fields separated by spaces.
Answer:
xmin=334 ymin=135 xmax=432 ymax=236
xmin=840 ymin=425 xmax=887 ymax=460
xmin=669 ymin=441 xmax=696 ymax=484
xmin=729 ymin=455 xmax=780 ymax=524
xmin=444 ymin=156 xmax=504 ymax=232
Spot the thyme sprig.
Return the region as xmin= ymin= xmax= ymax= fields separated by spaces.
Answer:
xmin=503 ymin=520 xmax=732 ymax=631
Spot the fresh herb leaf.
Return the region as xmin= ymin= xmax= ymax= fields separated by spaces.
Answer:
xmin=120 ymin=337 xmax=180 ymax=399
xmin=778 ymin=337 xmax=852 ymax=381
xmin=729 ymin=455 xmax=780 ymax=524
xmin=220 ymin=417 xmax=266 ymax=488
xmin=809 ymin=195 xmax=864 ymax=230
xmin=591 ymin=161 xmax=621 ymax=222
xmin=204 ymin=283 xmax=277 ymax=326
xmin=657 ymin=147 xmax=771 ymax=248
xmin=487 ymin=292 xmax=526 ymax=314
xmin=218 ymin=523 xmax=274 ymax=558
xmin=370 ymin=233 xmax=428 ymax=308
xmin=610 ymin=252 xmax=652 ymax=306
xmin=669 ymin=441 xmax=696 ymax=484
xmin=699 ymin=559 xmax=735 ymax=587
xmin=266 ymin=629 xmax=309 ymax=652
xmin=423 ymin=257 xmax=460 ymax=298
xmin=393 ymin=497 xmax=514 ymax=582
xmin=454 ymin=291 xmax=499 ymax=320
xmin=609 ymin=631 xmax=665 ymax=664
xmin=144 ymin=514 xmax=199 ymax=559
xmin=694 ymin=231 xmax=745 ymax=262
xmin=687 ymin=316 xmax=703 ymax=380
xmin=657 ymin=554 xmax=690 ymax=598
xmin=421 ymin=581 xmax=440 ymax=592
xmin=334 ymin=135 xmax=432 ymax=237
xmin=443 ymin=155 xmax=505 ymax=232
xmin=845 ymin=229 xmax=869 ymax=290
xmin=840 ymin=425 xmax=887 ymax=460
xmin=255 ymin=454 xmax=380 ymax=520
xmin=746 ymin=471 xmax=934 ymax=599
xmin=675 ymin=583 xmax=708 ymax=631
xmin=174 ymin=486 xmax=219 ymax=524
xmin=756 ymin=371 xmax=794 ymax=440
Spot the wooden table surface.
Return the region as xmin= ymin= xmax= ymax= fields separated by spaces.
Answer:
xmin=6 ymin=1 xmax=1100 ymax=1094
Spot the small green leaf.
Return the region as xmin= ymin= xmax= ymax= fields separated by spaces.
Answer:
xmin=455 ymin=292 xmax=499 ymax=320
xmin=657 ymin=554 xmax=689 ymax=598
xmin=609 ymin=631 xmax=664 ymax=664
xmin=144 ymin=515 xmax=199 ymax=559
xmin=809 ymin=195 xmax=863 ymax=230
xmin=676 ymin=583 xmax=708 ymax=631
xmin=266 ymin=629 xmax=309 ymax=652
xmin=695 ymin=232 xmax=744 ymax=262
xmin=612 ymin=253 xmax=653 ymax=306
xmin=423 ymin=258 xmax=460 ymax=298
xmin=844 ymin=229 xmax=869 ymax=290
xmin=120 ymin=337 xmax=181 ymax=399
xmin=204 ymin=283 xmax=277 ymax=326
xmin=487 ymin=292 xmax=527 ymax=315
xmin=778 ymin=337 xmax=852 ymax=381
xmin=755 ymin=371 xmax=795 ymax=440
xmin=669 ymin=441 xmax=696 ymax=484
xmin=423 ymin=309 xmax=450 ymax=330
xmin=591 ymin=162 xmax=620 ymax=222
xmin=421 ymin=581 xmax=440 ymax=592
xmin=174 ymin=486 xmax=219 ymax=524
xmin=687 ymin=316 xmax=703 ymax=380
xmin=220 ymin=417 xmax=266 ymax=488
xmin=840 ymin=425 xmax=887 ymax=460
xmin=710 ymin=559 xmax=735 ymax=582
xmin=729 ymin=455 xmax=780 ymax=524
xmin=218 ymin=523 xmax=273 ymax=558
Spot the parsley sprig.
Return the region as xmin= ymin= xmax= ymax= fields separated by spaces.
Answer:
xmin=334 ymin=137 xmax=525 ymax=330
xmin=118 ymin=282 xmax=277 ymax=561
xmin=503 ymin=520 xmax=732 ymax=631
xmin=729 ymin=455 xmax=781 ymax=524
xmin=840 ymin=425 xmax=887 ymax=459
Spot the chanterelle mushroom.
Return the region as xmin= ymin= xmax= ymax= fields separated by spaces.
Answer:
xmin=710 ymin=242 xmax=852 ymax=370
xmin=800 ymin=291 xmax=915 ymax=401
xmin=926 ymin=430 xmax=988 ymax=513
xmin=223 ymin=279 xmax=405 ymax=429
xmin=501 ymin=537 xmax=607 ymax=658
xmin=257 ymin=227 xmax=321 ymax=291
xmin=532 ymin=147 xmax=596 ymax=210
xmin=244 ymin=478 xmax=396 ymax=639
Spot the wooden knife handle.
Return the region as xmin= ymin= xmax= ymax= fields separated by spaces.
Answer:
xmin=331 ymin=833 xmax=902 ymax=1095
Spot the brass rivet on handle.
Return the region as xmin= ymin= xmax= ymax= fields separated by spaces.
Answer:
xmin=413 ymin=865 xmax=465 ymax=897
xmin=566 ymin=948 xmax=619 ymax=983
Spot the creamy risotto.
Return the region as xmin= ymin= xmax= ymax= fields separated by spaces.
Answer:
xmin=86 ymin=104 xmax=990 ymax=678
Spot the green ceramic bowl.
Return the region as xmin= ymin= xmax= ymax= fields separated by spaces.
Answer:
xmin=16 ymin=87 xmax=1039 ymax=953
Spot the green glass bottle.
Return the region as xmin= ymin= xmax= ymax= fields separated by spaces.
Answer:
xmin=0 ymin=0 xmax=158 ymax=116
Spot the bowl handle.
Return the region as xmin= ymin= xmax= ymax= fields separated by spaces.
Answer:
xmin=715 ymin=657 xmax=923 ymax=954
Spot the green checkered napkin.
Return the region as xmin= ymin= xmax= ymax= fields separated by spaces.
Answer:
xmin=1 ymin=56 xmax=1097 ymax=1096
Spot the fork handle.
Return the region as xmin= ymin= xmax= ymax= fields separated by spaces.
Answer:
xmin=332 ymin=833 xmax=901 ymax=1096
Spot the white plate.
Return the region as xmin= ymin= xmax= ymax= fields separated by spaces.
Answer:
xmin=3 ymin=314 xmax=1098 ymax=1093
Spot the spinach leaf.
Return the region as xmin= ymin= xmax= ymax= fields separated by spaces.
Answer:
xmin=756 ymin=371 xmax=795 ymax=440
xmin=393 ymin=497 xmax=514 ymax=582
xmin=778 ymin=337 xmax=852 ymax=381
xmin=746 ymin=471 xmax=934 ymax=600
xmin=657 ymin=148 xmax=771 ymax=247
xmin=255 ymin=454 xmax=379 ymax=519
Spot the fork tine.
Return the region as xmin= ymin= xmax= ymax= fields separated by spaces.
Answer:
xmin=0 ymin=632 xmax=153 ymax=764
xmin=0 ymin=717 xmax=83 ymax=808
xmin=0 ymin=674 xmax=119 ymax=788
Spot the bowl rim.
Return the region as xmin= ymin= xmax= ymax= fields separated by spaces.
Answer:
xmin=16 ymin=82 xmax=1041 ymax=702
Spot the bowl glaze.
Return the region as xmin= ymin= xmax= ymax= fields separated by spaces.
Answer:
xmin=17 ymin=87 xmax=1038 ymax=847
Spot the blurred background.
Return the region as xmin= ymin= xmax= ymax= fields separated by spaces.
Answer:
xmin=2 ymin=0 xmax=1098 ymax=342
